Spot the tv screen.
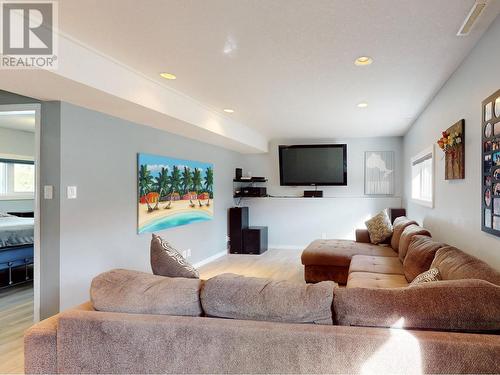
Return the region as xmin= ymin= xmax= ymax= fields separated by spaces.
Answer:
xmin=279 ymin=144 xmax=347 ymax=186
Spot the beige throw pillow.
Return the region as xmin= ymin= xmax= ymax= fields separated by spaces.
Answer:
xmin=150 ymin=234 xmax=199 ymax=278
xmin=365 ymin=209 xmax=393 ymax=244
xmin=409 ymin=267 xmax=441 ymax=286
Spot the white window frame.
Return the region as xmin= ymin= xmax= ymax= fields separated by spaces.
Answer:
xmin=411 ymin=145 xmax=434 ymax=208
xmin=0 ymin=153 xmax=35 ymax=200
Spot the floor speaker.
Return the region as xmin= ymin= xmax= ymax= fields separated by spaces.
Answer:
xmin=228 ymin=207 xmax=249 ymax=253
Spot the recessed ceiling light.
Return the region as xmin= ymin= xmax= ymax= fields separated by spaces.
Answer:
xmin=223 ymin=108 xmax=235 ymax=113
xmin=357 ymin=102 xmax=368 ymax=108
xmin=160 ymin=72 xmax=176 ymax=80
xmin=354 ymin=56 xmax=373 ymax=66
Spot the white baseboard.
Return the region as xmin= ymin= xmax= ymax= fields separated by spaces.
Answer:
xmin=193 ymin=250 xmax=227 ymax=268
xmin=268 ymin=244 xmax=304 ymax=250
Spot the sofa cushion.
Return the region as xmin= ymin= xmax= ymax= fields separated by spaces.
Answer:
xmin=150 ymin=234 xmax=199 ymax=279
xmin=409 ymin=268 xmax=441 ymax=286
xmin=301 ymin=239 xmax=397 ymax=268
xmin=334 ymin=279 xmax=500 ymax=332
xmin=90 ymin=269 xmax=203 ymax=316
xmin=430 ymin=246 xmax=500 ymax=285
xmin=347 ymin=272 xmax=408 ymax=288
xmin=403 ymin=235 xmax=446 ymax=282
xmin=365 ymin=209 xmax=393 ymax=244
xmin=390 ymin=216 xmax=417 ymax=251
xmin=349 ymin=255 xmax=404 ymax=275
xmin=398 ymin=224 xmax=431 ymax=262
xmin=201 ymin=273 xmax=336 ymax=325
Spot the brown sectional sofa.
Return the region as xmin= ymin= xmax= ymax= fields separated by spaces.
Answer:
xmin=24 ymin=214 xmax=500 ymax=374
xmin=25 ymin=253 xmax=500 ymax=374
xmin=302 ymin=215 xmax=433 ymax=286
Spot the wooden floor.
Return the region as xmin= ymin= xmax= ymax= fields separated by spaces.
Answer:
xmin=0 ymin=249 xmax=304 ymax=374
xmin=0 ymin=283 xmax=33 ymax=374
xmin=198 ymin=248 xmax=305 ymax=284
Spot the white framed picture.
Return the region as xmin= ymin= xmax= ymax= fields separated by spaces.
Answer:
xmin=364 ymin=151 xmax=395 ymax=195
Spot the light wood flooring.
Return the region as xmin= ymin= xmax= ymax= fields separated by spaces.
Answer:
xmin=0 ymin=283 xmax=34 ymax=374
xmin=0 ymin=249 xmax=305 ymax=374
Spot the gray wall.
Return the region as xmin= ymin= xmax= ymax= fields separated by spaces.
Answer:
xmin=0 ymin=127 xmax=35 ymax=213
xmin=57 ymin=103 xmax=241 ymax=310
xmin=40 ymin=102 xmax=61 ymax=318
xmin=403 ymin=16 xmax=500 ymax=270
xmin=240 ymin=137 xmax=403 ymax=247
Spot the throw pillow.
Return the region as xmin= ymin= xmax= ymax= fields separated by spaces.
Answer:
xmin=409 ymin=267 xmax=441 ymax=286
xmin=150 ymin=234 xmax=199 ymax=278
xmin=365 ymin=209 xmax=393 ymax=244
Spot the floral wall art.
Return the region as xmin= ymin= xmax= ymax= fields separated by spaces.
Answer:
xmin=436 ymin=119 xmax=464 ymax=180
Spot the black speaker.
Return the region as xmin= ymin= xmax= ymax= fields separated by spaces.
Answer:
xmin=228 ymin=207 xmax=249 ymax=253
xmin=243 ymin=226 xmax=268 ymax=255
xmin=235 ymin=168 xmax=242 ymax=180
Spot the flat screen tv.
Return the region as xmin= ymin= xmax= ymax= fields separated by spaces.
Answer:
xmin=279 ymin=144 xmax=347 ymax=186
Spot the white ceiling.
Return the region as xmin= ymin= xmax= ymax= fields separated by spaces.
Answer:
xmin=0 ymin=111 xmax=35 ymax=133
xmin=56 ymin=0 xmax=500 ymax=140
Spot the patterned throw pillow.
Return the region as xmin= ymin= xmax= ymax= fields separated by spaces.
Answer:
xmin=365 ymin=209 xmax=393 ymax=244
xmin=150 ymin=234 xmax=199 ymax=279
xmin=409 ymin=268 xmax=441 ymax=286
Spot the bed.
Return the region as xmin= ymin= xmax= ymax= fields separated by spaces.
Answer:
xmin=0 ymin=213 xmax=34 ymax=288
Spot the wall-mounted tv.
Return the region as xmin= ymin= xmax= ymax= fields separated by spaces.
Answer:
xmin=279 ymin=144 xmax=347 ymax=186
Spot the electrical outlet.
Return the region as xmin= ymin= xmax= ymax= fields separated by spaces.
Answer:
xmin=186 ymin=248 xmax=191 ymax=258
xmin=321 ymin=232 xmax=327 ymax=239
xmin=225 ymin=235 xmax=230 ymax=242
xmin=182 ymin=250 xmax=187 ymax=259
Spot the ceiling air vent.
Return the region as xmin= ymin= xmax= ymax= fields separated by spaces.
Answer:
xmin=457 ymin=0 xmax=488 ymax=36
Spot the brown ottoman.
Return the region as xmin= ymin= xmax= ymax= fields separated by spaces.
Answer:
xmin=301 ymin=240 xmax=398 ymax=284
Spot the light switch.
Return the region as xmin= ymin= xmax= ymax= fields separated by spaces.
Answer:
xmin=67 ymin=186 xmax=77 ymax=199
xmin=44 ymin=185 xmax=53 ymax=200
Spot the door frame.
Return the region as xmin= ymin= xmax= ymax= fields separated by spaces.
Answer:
xmin=0 ymin=103 xmax=41 ymax=322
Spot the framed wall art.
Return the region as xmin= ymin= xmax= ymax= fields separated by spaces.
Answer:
xmin=364 ymin=151 xmax=395 ymax=195
xmin=137 ymin=153 xmax=214 ymax=233
xmin=436 ymin=119 xmax=465 ymax=180
xmin=481 ymin=89 xmax=500 ymax=236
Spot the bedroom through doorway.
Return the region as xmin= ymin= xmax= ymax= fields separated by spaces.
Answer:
xmin=0 ymin=103 xmax=41 ymax=373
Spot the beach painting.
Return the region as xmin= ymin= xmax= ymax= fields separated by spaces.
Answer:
xmin=138 ymin=153 xmax=214 ymax=233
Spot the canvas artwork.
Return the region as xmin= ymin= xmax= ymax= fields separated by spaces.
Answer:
xmin=364 ymin=151 xmax=395 ymax=195
xmin=138 ymin=153 xmax=214 ymax=233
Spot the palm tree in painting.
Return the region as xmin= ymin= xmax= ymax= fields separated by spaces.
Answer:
xmin=192 ymin=168 xmax=203 ymax=207
xmin=204 ymin=167 xmax=214 ymax=206
xmin=139 ymin=164 xmax=154 ymax=213
xmin=181 ymin=166 xmax=195 ymax=207
xmin=153 ymin=167 xmax=169 ymax=210
xmin=166 ymin=165 xmax=181 ymax=209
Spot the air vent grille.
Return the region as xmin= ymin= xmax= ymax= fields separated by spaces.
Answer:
xmin=457 ymin=1 xmax=488 ymax=36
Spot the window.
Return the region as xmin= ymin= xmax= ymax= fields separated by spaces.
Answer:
xmin=0 ymin=157 xmax=35 ymax=199
xmin=411 ymin=146 xmax=434 ymax=208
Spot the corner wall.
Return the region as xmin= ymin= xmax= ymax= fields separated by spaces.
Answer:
xmin=58 ymin=102 xmax=241 ymax=310
xmin=403 ymin=16 xmax=500 ymax=270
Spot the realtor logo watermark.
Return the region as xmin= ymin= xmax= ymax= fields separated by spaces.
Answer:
xmin=0 ymin=1 xmax=58 ymax=69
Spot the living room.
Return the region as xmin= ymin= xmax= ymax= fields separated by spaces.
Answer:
xmin=0 ymin=1 xmax=499 ymax=374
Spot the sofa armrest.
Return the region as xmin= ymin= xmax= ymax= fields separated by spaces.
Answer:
xmin=24 ymin=302 xmax=93 ymax=374
xmin=355 ymin=229 xmax=371 ymax=243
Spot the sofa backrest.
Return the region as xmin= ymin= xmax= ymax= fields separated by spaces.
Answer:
xmin=333 ymin=279 xmax=500 ymax=332
xmin=390 ymin=216 xmax=417 ymax=251
xmin=398 ymin=224 xmax=431 ymax=262
xmin=201 ymin=273 xmax=336 ymax=325
xmin=430 ymin=246 xmax=500 ymax=286
xmin=403 ymin=235 xmax=447 ymax=282
xmin=90 ymin=269 xmax=203 ymax=316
